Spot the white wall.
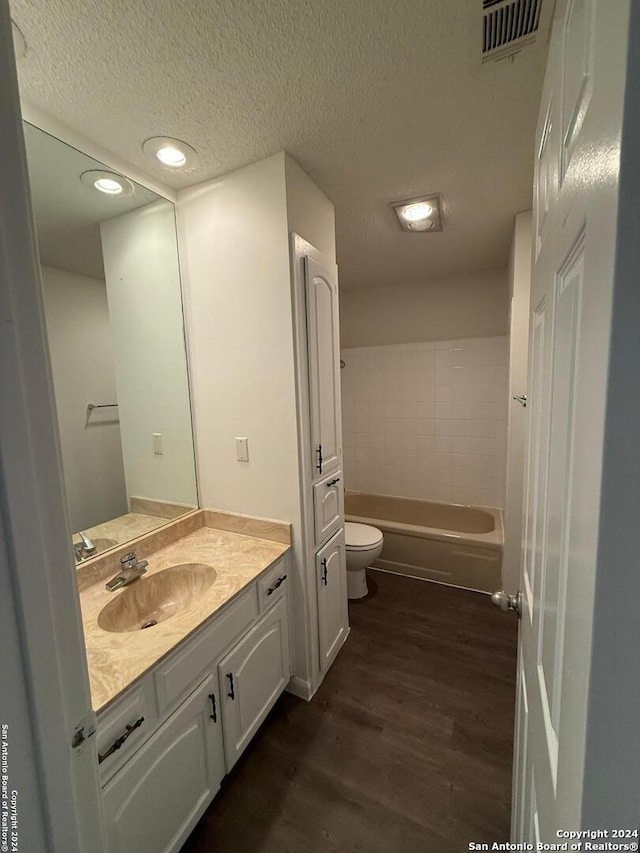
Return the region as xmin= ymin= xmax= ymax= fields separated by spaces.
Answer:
xmin=339 ymin=269 xmax=509 ymax=348
xmin=342 ymin=336 xmax=509 ymax=509
xmin=177 ymin=152 xmax=336 ymax=689
xmin=285 ymin=154 xmax=336 ymax=259
xmin=502 ymin=211 xmax=532 ymax=591
xmin=176 ymin=153 xmax=299 ymax=522
xmin=100 ymin=200 xmax=197 ymax=508
xmin=40 ymin=265 xmax=127 ymax=531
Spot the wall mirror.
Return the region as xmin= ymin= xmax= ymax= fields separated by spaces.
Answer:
xmin=24 ymin=122 xmax=198 ymax=562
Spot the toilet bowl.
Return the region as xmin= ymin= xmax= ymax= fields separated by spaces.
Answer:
xmin=345 ymin=521 xmax=384 ymax=599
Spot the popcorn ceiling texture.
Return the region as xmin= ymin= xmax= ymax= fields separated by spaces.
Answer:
xmin=12 ymin=0 xmax=547 ymax=288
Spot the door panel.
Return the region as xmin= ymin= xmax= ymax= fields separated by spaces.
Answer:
xmin=313 ymin=469 xmax=344 ymax=547
xmin=102 ymin=675 xmax=223 ymax=853
xmin=305 ymin=256 xmax=341 ymax=479
xmin=218 ymin=597 xmax=290 ymax=770
xmin=316 ymin=529 xmax=348 ymax=670
xmin=561 ymin=0 xmax=594 ymax=179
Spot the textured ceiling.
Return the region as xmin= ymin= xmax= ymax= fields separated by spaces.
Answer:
xmin=11 ymin=0 xmax=549 ymax=289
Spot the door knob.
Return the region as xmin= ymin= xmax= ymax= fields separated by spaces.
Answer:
xmin=491 ymin=590 xmax=522 ymax=618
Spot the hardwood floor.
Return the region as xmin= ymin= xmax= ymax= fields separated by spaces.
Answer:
xmin=182 ymin=570 xmax=518 ymax=853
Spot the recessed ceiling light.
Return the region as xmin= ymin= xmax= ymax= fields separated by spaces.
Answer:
xmin=142 ymin=137 xmax=199 ymax=171
xmin=80 ymin=170 xmax=135 ymax=197
xmin=94 ymin=177 xmax=123 ymax=195
xmin=391 ymin=194 xmax=444 ymax=233
xmin=401 ymin=202 xmax=433 ymax=222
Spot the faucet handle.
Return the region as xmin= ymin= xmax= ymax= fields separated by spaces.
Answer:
xmin=120 ymin=551 xmax=137 ymax=566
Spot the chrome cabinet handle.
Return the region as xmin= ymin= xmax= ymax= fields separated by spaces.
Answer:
xmin=513 ymin=394 xmax=527 ymax=408
xmin=267 ymin=574 xmax=288 ymax=595
xmin=98 ymin=716 xmax=145 ymax=764
xmin=326 ymin=477 xmax=341 ymax=487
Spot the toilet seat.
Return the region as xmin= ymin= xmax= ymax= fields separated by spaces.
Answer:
xmin=345 ymin=522 xmax=383 ymax=551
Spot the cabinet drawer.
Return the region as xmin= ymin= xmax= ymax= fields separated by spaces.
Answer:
xmin=313 ymin=469 xmax=344 ymax=547
xmin=154 ymin=586 xmax=258 ymax=714
xmin=257 ymin=556 xmax=290 ymax=613
xmin=97 ymin=677 xmax=158 ymax=786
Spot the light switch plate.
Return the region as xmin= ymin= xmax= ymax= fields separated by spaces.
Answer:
xmin=153 ymin=433 xmax=163 ymax=455
xmin=235 ymin=437 xmax=249 ymax=462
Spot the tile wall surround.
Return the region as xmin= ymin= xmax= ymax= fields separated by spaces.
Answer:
xmin=341 ymin=336 xmax=509 ymax=509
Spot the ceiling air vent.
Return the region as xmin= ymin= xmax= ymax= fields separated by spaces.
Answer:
xmin=482 ymin=0 xmax=543 ymax=62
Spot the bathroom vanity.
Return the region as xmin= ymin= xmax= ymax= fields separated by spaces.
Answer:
xmin=77 ymin=512 xmax=292 ymax=853
xmin=20 ymin=108 xmax=349 ymax=853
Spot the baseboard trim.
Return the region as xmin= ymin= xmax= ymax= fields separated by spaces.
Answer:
xmin=286 ymin=676 xmax=313 ymax=701
xmin=287 ymin=627 xmax=352 ymax=703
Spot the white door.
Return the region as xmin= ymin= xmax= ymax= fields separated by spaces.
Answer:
xmin=316 ymin=528 xmax=348 ymax=670
xmin=218 ymin=597 xmax=290 ymax=769
xmin=511 ymin=0 xmax=640 ymax=838
xmin=102 ymin=675 xmax=224 ymax=853
xmin=305 ymin=256 xmax=342 ymax=480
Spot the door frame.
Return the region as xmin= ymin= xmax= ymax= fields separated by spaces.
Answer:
xmin=0 ymin=6 xmax=106 ymax=850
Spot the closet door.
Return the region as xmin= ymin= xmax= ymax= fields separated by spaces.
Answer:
xmin=316 ymin=528 xmax=348 ymax=671
xmin=305 ymin=256 xmax=342 ymax=481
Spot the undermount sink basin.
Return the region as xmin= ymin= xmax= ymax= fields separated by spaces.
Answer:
xmin=98 ymin=563 xmax=217 ymax=633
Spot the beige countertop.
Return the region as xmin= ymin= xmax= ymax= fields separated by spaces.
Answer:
xmin=79 ymin=525 xmax=290 ymax=713
xmin=73 ymin=512 xmax=173 ymax=552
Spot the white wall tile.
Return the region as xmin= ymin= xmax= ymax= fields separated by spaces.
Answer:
xmin=341 ymin=336 xmax=509 ymax=508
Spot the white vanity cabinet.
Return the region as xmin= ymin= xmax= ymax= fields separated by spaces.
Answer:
xmin=218 ymin=595 xmax=290 ymax=769
xmin=316 ymin=529 xmax=348 ymax=669
xmin=98 ymin=556 xmax=291 ymax=853
xmin=102 ymin=675 xmax=223 ymax=853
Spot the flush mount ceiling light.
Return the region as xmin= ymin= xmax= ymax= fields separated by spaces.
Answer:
xmin=142 ymin=137 xmax=199 ymax=172
xmin=391 ymin=194 xmax=444 ymax=233
xmin=80 ymin=170 xmax=135 ymax=197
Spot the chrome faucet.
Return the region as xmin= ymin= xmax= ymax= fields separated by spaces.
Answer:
xmin=105 ymin=551 xmax=148 ymax=592
xmin=74 ymin=531 xmax=96 ymax=562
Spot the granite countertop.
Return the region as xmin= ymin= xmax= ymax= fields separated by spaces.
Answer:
xmin=79 ymin=525 xmax=290 ymax=712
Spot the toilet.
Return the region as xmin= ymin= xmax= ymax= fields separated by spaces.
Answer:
xmin=345 ymin=522 xmax=384 ymax=599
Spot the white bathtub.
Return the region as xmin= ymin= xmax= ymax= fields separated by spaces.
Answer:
xmin=344 ymin=491 xmax=503 ymax=593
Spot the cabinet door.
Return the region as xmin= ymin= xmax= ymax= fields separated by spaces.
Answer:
xmin=316 ymin=528 xmax=349 ymax=671
xmin=219 ymin=596 xmax=290 ymax=770
xmin=313 ymin=469 xmax=344 ymax=548
xmin=102 ymin=675 xmax=224 ymax=853
xmin=305 ymin=256 xmax=342 ymax=480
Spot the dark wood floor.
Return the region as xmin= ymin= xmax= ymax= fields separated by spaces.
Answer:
xmin=182 ymin=570 xmax=518 ymax=853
